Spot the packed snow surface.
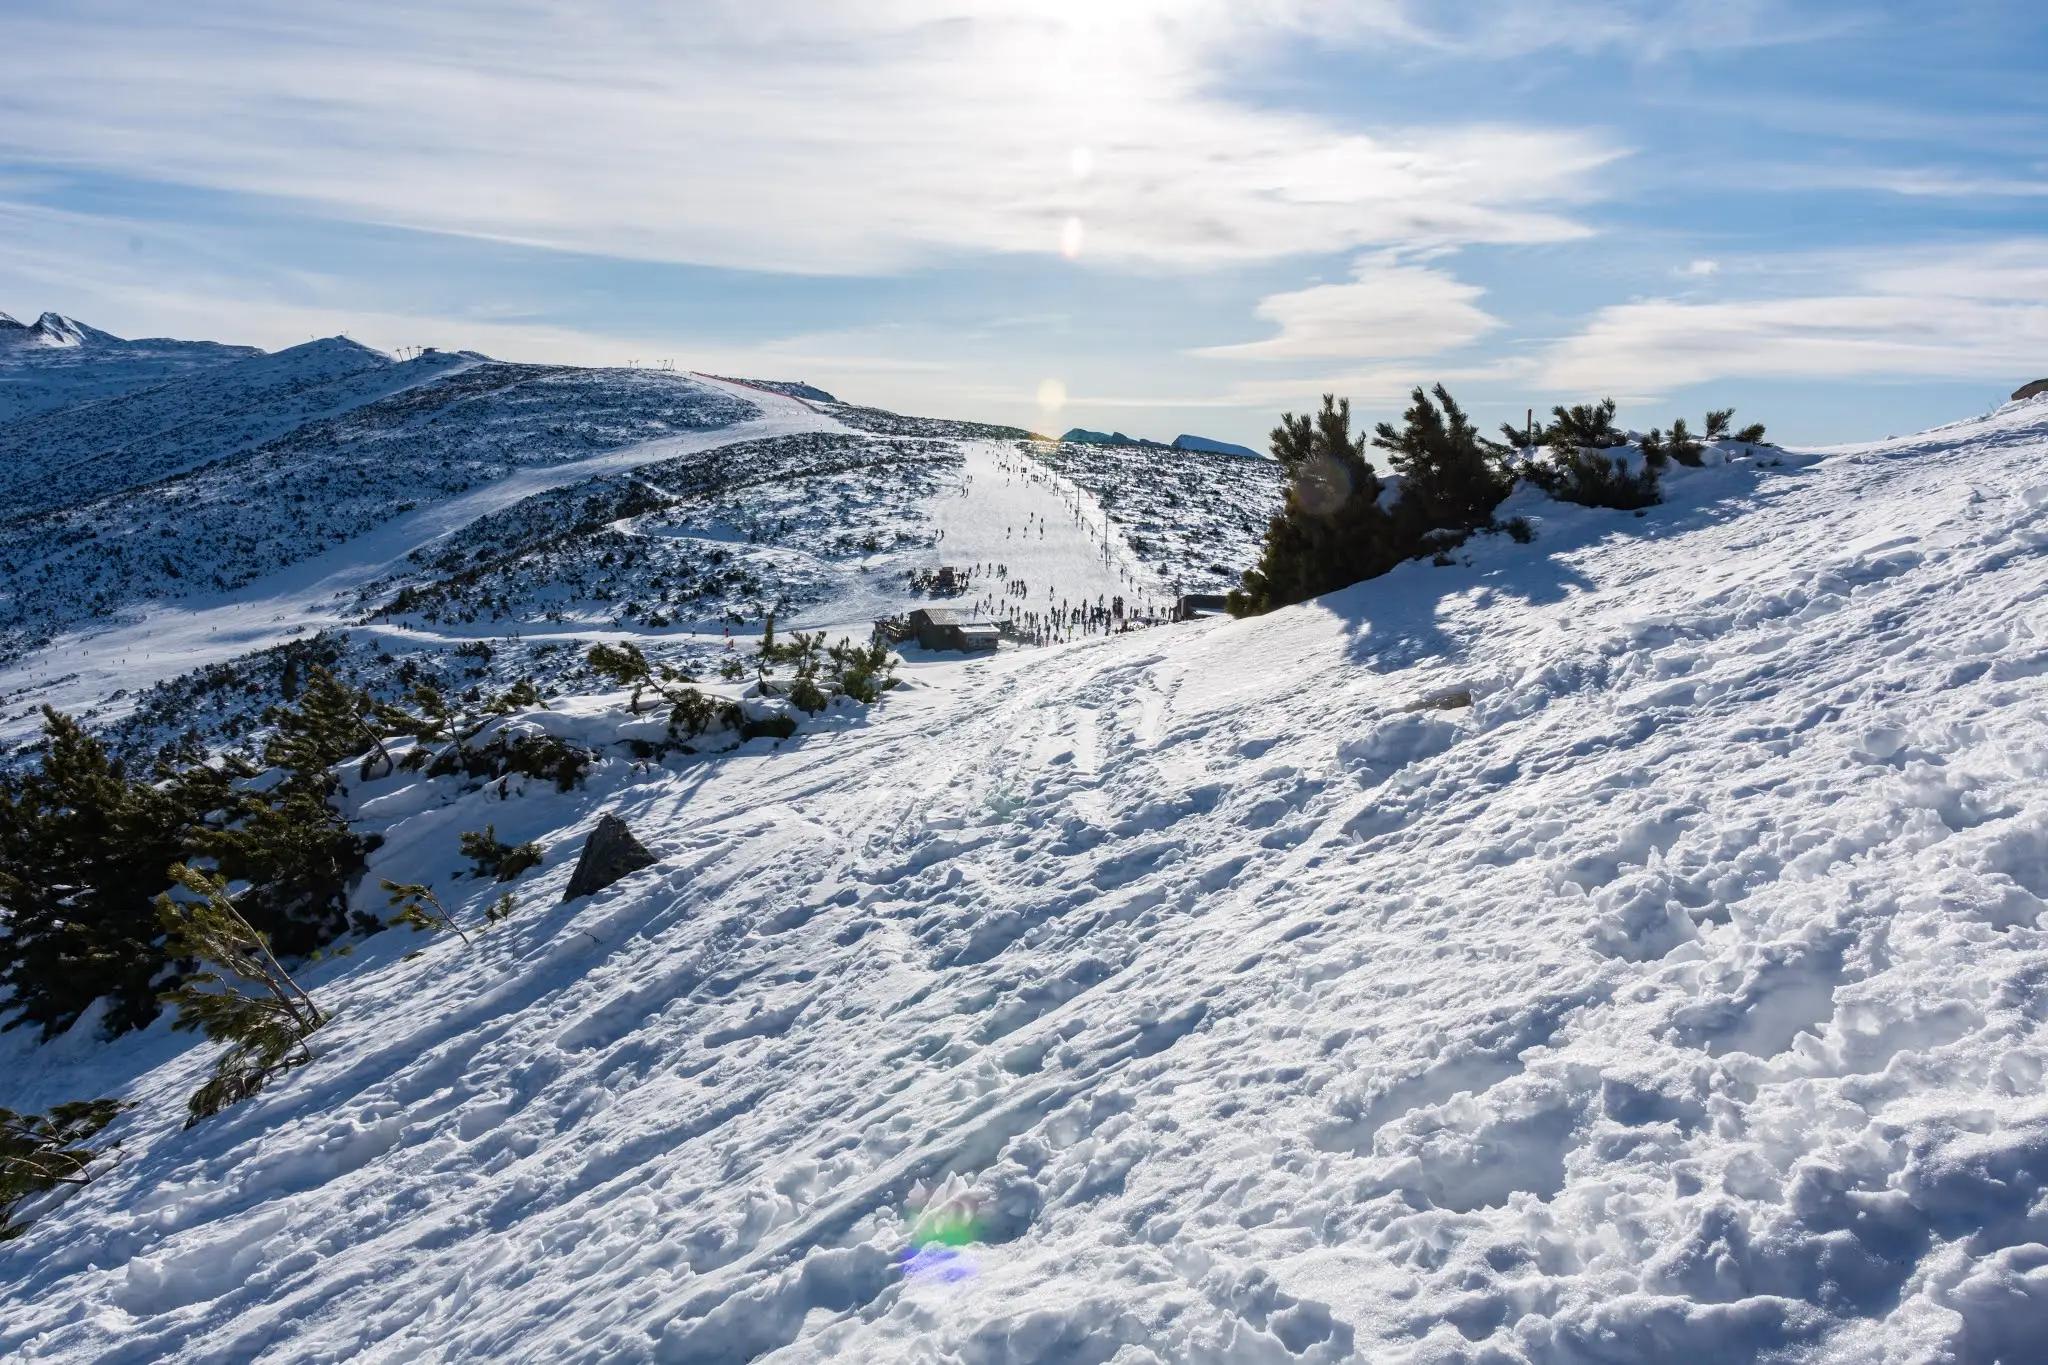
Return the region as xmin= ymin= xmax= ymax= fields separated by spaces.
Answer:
xmin=9 ymin=399 xmax=2048 ymax=1361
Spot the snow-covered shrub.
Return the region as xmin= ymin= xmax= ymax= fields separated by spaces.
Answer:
xmin=827 ymin=639 xmax=897 ymax=703
xmin=741 ymin=713 xmax=799 ymax=742
xmin=667 ymin=687 xmax=743 ymax=742
xmin=1526 ymin=444 xmax=1661 ymax=511
xmin=787 ymin=664 xmax=830 ymax=715
xmin=1667 ymin=417 xmax=1703 ymax=467
xmin=429 ymin=730 xmax=590 ymax=793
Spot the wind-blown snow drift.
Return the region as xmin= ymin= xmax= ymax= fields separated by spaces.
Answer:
xmin=7 ymin=399 xmax=2048 ymax=1361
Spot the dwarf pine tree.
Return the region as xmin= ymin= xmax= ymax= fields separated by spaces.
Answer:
xmin=156 ymin=866 xmax=327 ymax=1125
xmin=828 ymin=638 xmax=897 ymax=703
xmin=0 ymin=709 xmax=233 ymax=1039
xmin=195 ymin=702 xmax=372 ymax=958
xmin=788 ymin=658 xmax=830 ymax=714
xmin=1704 ymin=407 xmax=1734 ymax=440
xmin=380 ymin=879 xmax=472 ymax=944
xmin=1527 ymin=445 xmax=1661 ymax=510
xmin=1639 ymin=428 xmax=1667 ymax=468
xmin=589 ymin=641 xmax=659 ymax=713
xmin=1371 ymin=385 xmax=1514 ymax=532
xmin=266 ymin=666 xmax=392 ymax=782
xmin=1547 ymin=398 xmax=1625 ymax=449
xmin=1734 ymin=421 xmax=1768 ymax=444
xmin=1668 ymin=417 xmax=1704 ymax=467
xmin=458 ymin=826 xmax=543 ymax=882
xmin=0 ymin=1098 xmax=128 ymax=1240
xmin=486 ymin=679 xmax=546 ymax=715
xmin=1230 ymin=395 xmax=1405 ymax=615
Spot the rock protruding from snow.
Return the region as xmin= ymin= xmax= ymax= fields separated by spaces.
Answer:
xmin=561 ymin=813 xmax=658 ymax=901
xmin=2014 ymin=378 xmax=2048 ymax=402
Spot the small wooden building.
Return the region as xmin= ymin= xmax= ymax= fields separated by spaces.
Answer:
xmin=1173 ymin=593 xmax=1229 ymax=621
xmin=907 ymin=607 xmax=1000 ymax=652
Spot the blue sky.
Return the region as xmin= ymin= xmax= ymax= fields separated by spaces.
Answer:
xmin=1 ymin=0 xmax=2044 ymax=448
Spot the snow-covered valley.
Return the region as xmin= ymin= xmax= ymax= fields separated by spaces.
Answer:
xmin=0 ymin=326 xmax=1278 ymax=761
xmin=6 ymin=311 xmax=2048 ymax=1361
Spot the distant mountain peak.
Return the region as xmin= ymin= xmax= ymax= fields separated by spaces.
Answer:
xmin=0 ymin=309 xmax=23 ymax=329
xmin=6 ymin=312 xmax=118 ymax=349
xmin=1171 ymin=433 xmax=1260 ymax=458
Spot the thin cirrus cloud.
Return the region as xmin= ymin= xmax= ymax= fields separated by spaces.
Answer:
xmin=0 ymin=1 xmax=1620 ymax=276
xmin=1538 ymin=240 xmax=2048 ymax=393
xmin=1192 ymin=256 xmax=1502 ymax=362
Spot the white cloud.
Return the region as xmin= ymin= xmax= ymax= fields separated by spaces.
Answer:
xmin=1681 ymin=259 xmax=1720 ymax=277
xmin=1193 ymin=255 xmax=1500 ymax=361
xmin=0 ymin=1 xmax=1619 ymax=276
xmin=1540 ymin=240 xmax=2048 ymax=392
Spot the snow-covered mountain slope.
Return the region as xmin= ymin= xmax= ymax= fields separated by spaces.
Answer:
xmin=0 ymin=333 xmax=1274 ymax=760
xmin=0 ymin=361 xmax=758 ymax=666
xmin=7 ymin=397 xmax=2048 ymax=1361
xmin=0 ymin=338 xmax=474 ymax=521
xmin=1029 ymin=437 xmax=1285 ymax=593
xmin=0 ymin=312 xmax=262 ymax=425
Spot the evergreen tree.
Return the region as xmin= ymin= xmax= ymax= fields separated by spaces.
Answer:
xmin=589 ymin=641 xmax=697 ymax=714
xmin=0 ymin=709 xmax=229 ymax=1039
xmin=1230 ymin=395 xmax=1403 ymax=615
xmin=265 ymin=667 xmax=391 ymax=782
xmin=156 ymin=866 xmax=327 ymax=1125
xmin=1704 ymin=407 xmax=1734 ymax=440
xmin=1526 ymin=446 xmax=1661 ymax=510
xmin=827 ymin=638 xmax=897 ymax=703
xmin=1734 ymin=421 xmax=1768 ymax=444
xmin=1546 ymin=398 xmax=1624 ymax=449
xmin=380 ymin=879 xmax=472 ymax=944
xmin=190 ymin=782 xmax=369 ymax=959
xmin=0 ymin=1098 xmax=128 ymax=1240
xmin=1668 ymin=417 xmax=1704 ymax=467
xmin=1372 ymin=385 xmax=1514 ymax=530
xmin=1639 ymin=428 xmax=1667 ymax=468
xmin=486 ymin=679 xmax=546 ymax=715
xmin=458 ymin=826 xmax=543 ymax=882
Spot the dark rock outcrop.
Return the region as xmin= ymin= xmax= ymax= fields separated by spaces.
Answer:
xmin=561 ymin=813 xmax=657 ymax=902
xmin=2014 ymin=379 xmax=2048 ymax=403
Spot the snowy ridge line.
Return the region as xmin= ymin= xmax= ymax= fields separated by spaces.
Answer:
xmin=690 ymin=372 xmax=830 ymax=415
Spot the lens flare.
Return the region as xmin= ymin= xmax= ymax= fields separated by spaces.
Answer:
xmin=1036 ymin=377 xmax=1068 ymax=413
xmin=898 ymin=1185 xmax=984 ymax=1284
xmin=1059 ymin=215 xmax=1085 ymax=260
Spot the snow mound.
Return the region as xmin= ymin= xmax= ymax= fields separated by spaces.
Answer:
xmin=8 ymin=403 xmax=2048 ymax=1360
